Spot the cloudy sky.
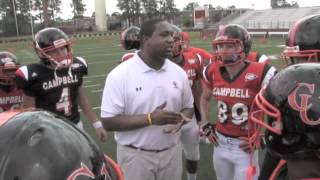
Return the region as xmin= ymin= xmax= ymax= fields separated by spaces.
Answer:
xmin=58 ymin=0 xmax=319 ymax=19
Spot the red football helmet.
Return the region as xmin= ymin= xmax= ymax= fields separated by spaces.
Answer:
xmin=34 ymin=27 xmax=73 ymax=69
xmin=0 ymin=109 xmax=124 ymax=180
xmin=282 ymin=14 xmax=320 ymax=66
xmin=0 ymin=51 xmax=20 ymax=89
xmin=212 ymin=24 xmax=252 ymax=65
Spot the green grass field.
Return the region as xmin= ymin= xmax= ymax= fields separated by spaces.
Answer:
xmin=0 ymin=32 xmax=287 ymax=180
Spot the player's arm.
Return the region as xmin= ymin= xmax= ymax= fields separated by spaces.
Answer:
xmin=199 ymin=83 xmax=211 ymax=125
xmin=22 ymin=94 xmax=36 ymax=108
xmin=192 ymin=79 xmax=202 ymax=112
xmin=14 ymin=66 xmax=36 ymax=108
xmin=78 ymin=85 xmax=107 ymax=142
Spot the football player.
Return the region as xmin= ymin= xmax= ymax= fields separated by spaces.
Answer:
xmin=0 ymin=51 xmax=22 ymax=112
xmin=250 ymin=63 xmax=320 ymax=179
xmin=15 ymin=27 xmax=107 ymax=142
xmin=120 ymin=26 xmax=140 ymax=62
xmin=200 ymin=24 xmax=277 ymax=180
xmin=170 ymin=25 xmax=203 ymax=180
xmin=0 ymin=109 xmax=123 ymax=180
xmin=257 ymin=14 xmax=320 ymax=180
xmin=181 ymin=31 xmax=213 ymax=66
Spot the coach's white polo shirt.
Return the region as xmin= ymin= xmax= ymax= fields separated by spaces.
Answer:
xmin=101 ymin=52 xmax=194 ymax=150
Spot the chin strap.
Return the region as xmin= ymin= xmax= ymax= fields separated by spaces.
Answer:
xmin=53 ymin=63 xmax=73 ymax=80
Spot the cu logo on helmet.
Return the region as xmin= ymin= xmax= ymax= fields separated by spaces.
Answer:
xmin=67 ymin=162 xmax=109 ymax=180
xmin=288 ymin=82 xmax=320 ymax=126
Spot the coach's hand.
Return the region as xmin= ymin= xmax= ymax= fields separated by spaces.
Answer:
xmin=151 ymin=102 xmax=182 ymax=125
xmin=200 ymin=122 xmax=218 ymax=145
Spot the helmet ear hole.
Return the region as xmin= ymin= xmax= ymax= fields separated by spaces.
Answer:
xmin=28 ymin=128 xmax=44 ymax=147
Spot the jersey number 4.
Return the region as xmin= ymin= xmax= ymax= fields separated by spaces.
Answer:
xmin=217 ymin=100 xmax=248 ymax=125
xmin=56 ymin=87 xmax=72 ymax=116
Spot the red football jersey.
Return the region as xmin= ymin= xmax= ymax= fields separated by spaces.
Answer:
xmin=121 ymin=52 xmax=135 ymax=63
xmin=0 ymin=87 xmax=23 ymax=112
xmin=188 ymin=47 xmax=213 ymax=66
xmin=203 ymin=62 xmax=269 ymax=137
xmin=181 ymin=50 xmax=203 ymax=88
xmin=247 ymin=51 xmax=270 ymax=63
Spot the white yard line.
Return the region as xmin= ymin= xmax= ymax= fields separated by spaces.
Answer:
xmin=91 ymin=89 xmax=103 ymax=93
xmin=84 ymin=84 xmax=101 ymax=88
xmin=79 ymin=106 xmax=101 ymax=112
xmin=84 ymin=74 xmax=107 ymax=79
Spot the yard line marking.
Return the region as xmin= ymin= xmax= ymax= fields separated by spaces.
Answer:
xmin=79 ymin=106 xmax=101 ymax=112
xmin=91 ymin=89 xmax=103 ymax=93
xmin=84 ymin=74 xmax=107 ymax=79
xmin=83 ymin=80 xmax=92 ymax=83
xmin=88 ymin=60 xmax=118 ymax=65
xmin=84 ymin=84 xmax=101 ymax=88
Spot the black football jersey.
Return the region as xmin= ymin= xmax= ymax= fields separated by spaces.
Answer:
xmin=15 ymin=57 xmax=88 ymax=123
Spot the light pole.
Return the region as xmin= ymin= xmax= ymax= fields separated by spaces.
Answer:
xmin=12 ymin=0 xmax=20 ymax=39
xmin=28 ymin=0 xmax=34 ymax=38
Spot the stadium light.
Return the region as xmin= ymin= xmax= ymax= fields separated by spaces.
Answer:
xmin=28 ymin=0 xmax=34 ymax=38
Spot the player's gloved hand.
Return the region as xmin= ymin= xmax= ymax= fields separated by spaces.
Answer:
xmin=239 ymin=136 xmax=265 ymax=154
xmin=200 ymin=122 xmax=218 ymax=145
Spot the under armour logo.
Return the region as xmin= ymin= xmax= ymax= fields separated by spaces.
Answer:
xmin=173 ymin=81 xmax=178 ymax=89
xmin=136 ymin=87 xmax=142 ymax=91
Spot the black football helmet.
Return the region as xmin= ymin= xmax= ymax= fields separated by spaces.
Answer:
xmin=0 ymin=51 xmax=20 ymax=90
xmin=282 ymin=15 xmax=320 ymax=66
xmin=120 ymin=26 xmax=140 ymax=50
xmin=250 ymin=63 xmax=320 ymax=159
xmin=0 ymin=109 xmax=124 ymax=180
xmin=212 ymin=24 xmax=252 ymax=65
xmin=171 ymin=24 xmax=183 ymax=57
xmin=34 ymin=27 xmax=73 ymax=69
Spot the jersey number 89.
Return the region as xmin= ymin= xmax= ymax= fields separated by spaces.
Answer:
xmin=217 ymin=100 xmax=248 ymax=125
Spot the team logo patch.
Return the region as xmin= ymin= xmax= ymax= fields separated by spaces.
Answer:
xmin=245 ymin=73 xmax=258 ymax=81
xmin=188 ymin=59 xmax=196 ymax=64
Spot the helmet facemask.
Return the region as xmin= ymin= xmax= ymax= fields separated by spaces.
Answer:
xmin=282 ymin=45 xmax=320 ymax=66
xmin=212 ymin=37 xmax=245 ymax=66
